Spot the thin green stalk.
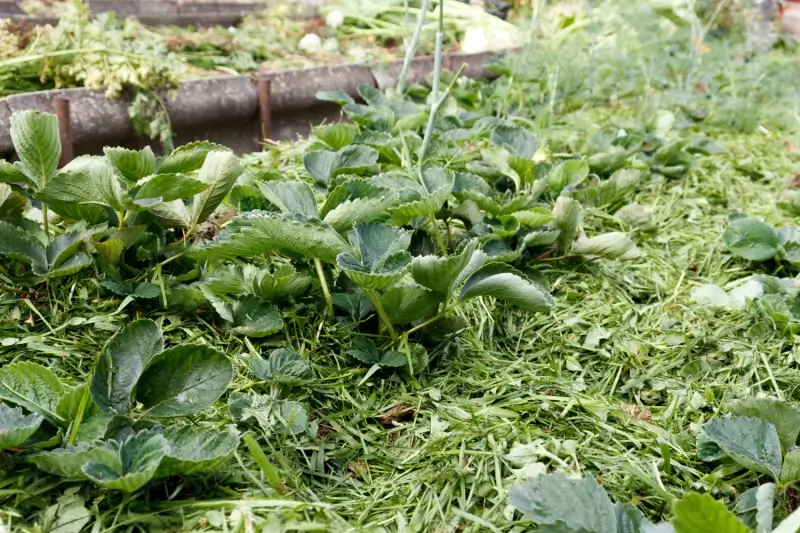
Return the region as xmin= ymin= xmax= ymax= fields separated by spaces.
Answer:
xmin=243 ymin=434 xmax=287 ymax=495
xmin=365 ymin=289 xmax=398 ymax=340
xmin=429 ymin=214 xmax=448 ymax=255
xmin=405 ymin=305 xmax=450 ymax=337
xmin=419 ymin=63 xmax=467 ymax=163
xmin=686 ymin=0 xmax=698 ymax=92
xmin=41 ymin=204 xmax=50 ymax=240
xmin=314 ymin=258 xmax=334 ymax=316
xmin=431 ymin=0 xmax=445 ymax=102
xmin=397 ymin=0 xmax=431 ymax=94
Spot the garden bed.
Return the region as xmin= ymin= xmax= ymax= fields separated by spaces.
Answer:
xmin=0 ymin=50 xmax=500 ymax=156
xmin=6 ymin=1 xmax=800 ymax=532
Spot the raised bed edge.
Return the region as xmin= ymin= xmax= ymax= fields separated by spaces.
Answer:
xmin=0 ymin=50 xmax=507 ymax=155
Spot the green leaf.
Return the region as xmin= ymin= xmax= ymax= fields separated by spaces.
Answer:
xmin=551 ymin=196 xmax=582 ymax=254
xmin=230 ymin=296 xmax=283 ymax=337
xmin=89 ymin=320 xmax=164 ymax=416
xmin=346 ymin=338 xmax=381 ymax=365
xmin=575 ymin=168 xmax=642 ymax=208
xmin=136 ymin=345 xmax=232 ymax=417
xmin=39 ymin=156 xmax=126 ymax=213
xmin=0 ymin=183 xmax=25 ymax=224
xmin=30 ymin=441 xmax=118 ymax=478
xmin=755 ymin=483 xmax=775 ymax=533
xmin=778 ymin=227 xmax=800 ymax=265
xmin=303 ymin=146 xmax=378 ymax=184
xmin=156 ymin=425 xmax=239 ymax=477
xmin=44 ymin=251 xmax=93 ymax=279
xmin=0 ymin=362 xmax=64 ymax=424
xmin=315 ymin=90 xmax=355 ymax=106
xmin=323 ymin=195 xmax=396 ymax=232
xmin=250 ymin=348 xmax=311 ymax=384
xmin=194 ymin=212 xmax=350 ymax=264
xmin=572 ymin=232 xmax=641 ymax=259
xmin=548 ymin=160 xmax=590 ymax=194
xmin=387 ymin=168 xmax=454 ymax=224
xmin=312 ymin=124 xmax=357 ymax=150
xmin=672 ymin=493 xmax=750 ymax=533
xmin=257 ymin=180 xmax=318 ymax=218
xmin=0 ymin=159 xmax=35 ymax=188
xmin=490 ymin=124 xmax=537 ymax=160
xmin=147 ymin=199 xmax=192 ymax=228
xmin=357 ymin=84 xmax=388 ymax=106
xmin=777 ymin=190 xmax=800 ymax=216
xmin=133 ymin=283 xmax=161 ymax=299
xmin=134 ymin=174 xmax=209 ymax=205
xmin=332 ymin=291 xmax=373 ymax=319
xmin=10 ymin=110 xmax=61 ymax=190
xmin=513 ymin=208 xmax=553 ymax=229
xmin=336 ymin=223 xmax=412 ymax=290
xmin=729 ymin=398 xmax=800 ymax=451
xmin=0 ymin=220 xmax=47 ymax=273
xmin=723 ymin=218 xmax=780 ymax=261
xmin=615 ymin=503 xmax=663 ymax=533
xmin=82 ymin=430 xmax=168 ymax=491
xmin=104 ymin=146 xmax=156 ymax=183
xmin=56 ymin=386 xmax=112 ymax=443
xmin=378 ymin=350 xmax=408 ymax=368
xmin=701 ymin=416 xmax=782 ymax=479
xmin=509 ymin=473 xmax=616 ymax=532
xmin=229 ymin=391 xmax=310 ymax=436
xmin=41 ymin=488 xmax=92 ymax=533
xmin=190 ymin=151 xmax=243 ymax=227
xmin=380 ymin=285 xmax=442 ymax=324
xmin=320 ymin=177 xmax=392 ymax=219
xmin=344 ymin=103 xmax=395 ymax=131
xmin=781 ymin=449 xmax=800 ymax=484
xmin=0 ymin=403 xmax=43 ymax=449
xmin=45 ymin=224 xmax=107 ymax=272
xmin=459 ymin=263 xmax=555 ymax=313
xmin=158 ymin=141 xmax=230 ymax=174
xmin=411 ymin=240 xmax=478 ymax=295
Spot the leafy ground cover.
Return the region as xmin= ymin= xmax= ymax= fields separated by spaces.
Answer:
xmin=3 ymin=0 xmax=800 ymax=532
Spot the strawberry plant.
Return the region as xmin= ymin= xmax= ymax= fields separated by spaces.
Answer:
xmin=510 ymin=472 xmax=800 ymax=533
xmin=0 ymin=320 xmax=237 ymax=491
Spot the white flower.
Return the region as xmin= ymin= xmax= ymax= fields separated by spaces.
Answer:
xmin=325 ymin=9 xmax=345 ymax=29
xmin=298 ymin=33 xmax=322 ymax=52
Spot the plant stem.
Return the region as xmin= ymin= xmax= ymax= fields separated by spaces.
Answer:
xmin=159 ymin=252 xmax=184 ymax=268
xmin=243 ymin=434 xmax=287 ymax=495
xmin=431 ymin=0 xmax=444 ymax=102
xmin=313 ymin=258 xmax=334 ymax=316
xmin=429 ymin=214 xmax=448 ymax=255
xmin=397 ymin=0 xmax=430 ymax=94
xmin=41 ymin=204 xmax=50 ymax=240
xmin=0 ymin=283 xmax=29 ymax=295
xmin=405 ymin=305 xmax=451 ymax=337
xmin=419 ymin=64 xmax=467 ymax=164
xmin=365 ymin=289 xmax=398 ymax=340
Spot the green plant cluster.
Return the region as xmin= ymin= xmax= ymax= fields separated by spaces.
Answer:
xmin=509 ymin=397 xmax=800 ymax=533
xmin=0 ymin=61 xmax=710 ymax=488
